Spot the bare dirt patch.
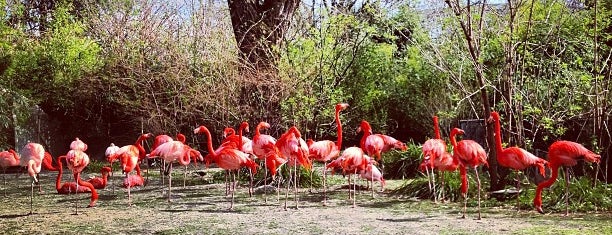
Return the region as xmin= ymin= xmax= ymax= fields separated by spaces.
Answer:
xmin=0 ymin=167 xmax=610 ymax=234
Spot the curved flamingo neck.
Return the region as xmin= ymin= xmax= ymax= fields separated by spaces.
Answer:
xmin=335 ymin=107 xmax=343 ymax=149
xmin=491 ymin=113 xmax=505 ymax=155
xmin=238 ymin=122 xmax=248 ymax=148
xmin=135 ymin=134 xmax=149 ymax=159
xmin=535 ymin=162 xmax=560 ymax=208
xmin=433 ymin=116 xmax=441 ymax=139
xmin=177 ymin=145 xmax=191 ymax=165
xmin=56 ymin=156 xmax=65 ymax=191
xmin=359 ymin=121 xmax=371 ymax=150
xmin=201 ymin=127 xmax=216 ymax=156
xmin=450 ymin=129 xmax=459 ymax=148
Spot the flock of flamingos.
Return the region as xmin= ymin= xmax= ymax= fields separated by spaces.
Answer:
xmin=0 ymin=103 xmax=602 ymax=219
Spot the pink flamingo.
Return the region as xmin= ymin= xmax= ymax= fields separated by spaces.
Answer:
xmin=359 ymin=161 xmax=385 ymax=192
xmin=70 ymin=137 xmax=88 ymax=151
xmin=221 ymin=122 xmax=255 ymax=196
xmin=147 ymin=140 xmax=194 ymax=202
xmin=107 ymin=133 xmax=152 ymax=205
xmin=307 ymin=103 xmax=349 ymax=205
xmin=489 ymin=111 xmax=548 ymax=211
xmin=358 ymin=120 xmax=407 ymax=176
xmin=534 ymin=140 xmax=600 ymax=215
xmin=0 ymin=149 xmax=20 ymax=196
xmin=276 ymin=126 xmax=310 ymax=210
xmin=252 ymin=122 xmax=286 ymax=199
xmin=54 ymin=155 xmax=91 ymax=194
xmin=450 ymin=128 xmax=488 ymax=220
xmin=88 ymin=167 xmax=112 ymax=189
xmin=104 ymin=143 xmax=120 ymax=193
xmin=337 ymin=147 xmax=370 ymax=207
xmin=19 ymin=142 xmax=55 ymax=214
xmin=123 ymin=166 xmax=145 ymax=188
xmin=194 ymin=125 xmax=258 ymax=210
xmin=65 ymin=149 xmax=98 ymax=214
xmin=420 ymin=116 xmax=448 ymax=201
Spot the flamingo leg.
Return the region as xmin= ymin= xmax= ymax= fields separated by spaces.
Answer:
xmin=565 ymin=166 xmax=570 ymax=216
xmin=441 ymin=171 xmax=445 ymax=202
xmin=29 ymin=179 xmax=35 ymax=215
xmin=183 ymin=165 xmax=187 ymax=188
xmin=110 ymin=162 xmax=115 ymax=195
xmin=516 ymin=170 xmax=520 ymax=212
xmin=294 ymin=162 xmax=298 ymax=210
xmin=74 ymin=173 xmax=79 ymax=215
xmin=323 ymin=162 xmax=327 ymax=206
xmin=352 ymin=169 xmax=357 ymax=208
xmin=249 ymin=168 xmax=253 ymax=198
xmin=347 ymin=174 xmax=352 ymax=199
xmin=225 ymin=170 xmax=229 ymax=196
xmin=425 ymin=166 xmax=432 ymax=196
xmin=126 ymin=172 xmax=131 ymax=206
xmin=3 ymin=168 xmax=6 ymax=197
xmin=168 ymin=163 xmax=172 ymax=203
xmin=229 ymin=170 xmax=235 ymax=211
xmin=264 ymin=158 xmax=268 ymax=203
xmin=284 ymin=166 xmax=290 ymax=211
xmin=475 ymin=167 xmax=482 ymax=220
xmin=371 ymin=167 xmax=375 ymax=198
xmin=431 ymin=167 xmax=437 ymax=203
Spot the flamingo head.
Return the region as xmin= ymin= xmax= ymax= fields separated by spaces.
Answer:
xmin=194 ymin=126 xmax=209 ymax=135
xmin=258 ymin=122 xmax=271 ymax=130
xmin=394 ymin=141 xmax=408 ymax=151
xmin=240 ymin=121 xmax=250 ymax=133
xmin=176 ymin=133 xmax=186 ymax=143
xmin=451 ymin=128 xmax=465 ymax=137
xmin=487 ymin=111 xmax=500 ymax=125
xmin=335 ymin=103 xmax=349 ymax=112
xmin=223 ymin=128 xmax=235 ymax=138
xmin=306 ymin=139 xmax=314 ymax=147
xmin=357 ymin=120 xmax=372 ymax=134
xmin=101 ymin=167 xmax=112 ymax=175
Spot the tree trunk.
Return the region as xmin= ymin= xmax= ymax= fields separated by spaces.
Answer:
xmin=227 ymin=0 xmax=300 ymax=71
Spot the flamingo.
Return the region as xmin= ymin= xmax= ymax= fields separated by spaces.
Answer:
xmin=358 ymin=120 xmax=407 ymax=177
xmin=489 ymin=111 xmax=548 ymax=211
xmin=276 ymin=126 xmax=311 ymax=210
xmin=123 ymin=166 xmax=145 ymax=188
xmin=19 ymin=142 xmax=55 ymax=214
xmin=107 ymin=133 xmax=152 ymax=205
xmin=88 ymin=167 xmax=112 ymax=189
xmin=54 ymin=155 xmax=91 ymax=194
xmin=70 ymin=137 xmax=88 ymax=151
xmin=359 ymin=162 xmax=385 ymax=192
xmin=420 ymin=116 xmax=448 ymax=201
xmin=65 ymin=149 xmax=98 ymax=213
xmin=307 ymin=103 xmax=349 ymax=205
xmin=147 ymin=140 xmax=193 ymax=202
xmin=221 ymin=122 xmax=255 ymax=196
xmin=105 ymin=143 xmax=120 ymax=193
xmin=0 ymin=149 xmax=20 ymax=196
xmin=152 ymin=134 xmax=173 ymax=184
xmin=194 ymin=125 xmax=258 ymax=210
xmin=252 ymin=122 xmax=286 ymax=202
xmin=534 ymin=140 xmax=600 ymax=215
xmin=450 ymin=128 xmax=488 ymax=220
xmin=337 ymin=147 xmax=370 ymax=207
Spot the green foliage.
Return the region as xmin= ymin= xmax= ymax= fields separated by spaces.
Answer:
xmin=384 ymin=141 xmax=422 ymax=179
xmin=541 ymin=176 xmax=612 ymax=213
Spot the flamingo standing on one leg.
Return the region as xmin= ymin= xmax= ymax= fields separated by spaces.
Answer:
xmin=105 ymin=143 xmax=120 ymax=194
xmin=359 ymin=161 xmax=385 ymax=193
xmin=489 ymin=111 xmax=548 ymax=211
xmin=276 ymin=126 xmax=311 ymax=210
xmin=358 ymin=120 xmax=407 ymax=179
xmin=123 ymin=166 xmax=145 ymax=188
xmin=194 ymin=125 xmax=258 ymax=210
xmin=19 ymin=142 xmax=55 ymax=215
xmin=307 ymin=103 xmax=349 ymax=205
xmin=54 ymin=155 xmax=91 ymax=194
xmin=420 ymin=116 xmax=448 ymax=202
xmin=533 ymin=140 xmax=600 ymax=215
xmin=0 ymin=149 xmax=20 ymax=196
xmin=65 ymin=149 xmax=98 ymax=214
xmin=107 ymin=133 xmax=152 ymax=205
xmin=450 ymin=128 xmax=488 ymax=220
xmin=147 ymin=140 xmax=193 ymax=202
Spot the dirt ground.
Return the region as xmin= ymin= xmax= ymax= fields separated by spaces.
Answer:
xmin=0 ymin=167 xmax=610 ymax=234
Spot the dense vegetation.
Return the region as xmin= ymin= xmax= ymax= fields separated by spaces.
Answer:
xmin=1 ymin=0 xmax=610 ymax=192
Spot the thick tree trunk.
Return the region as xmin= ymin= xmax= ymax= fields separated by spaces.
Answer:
xmin=227 ymin=0 xmax=300 ymax=71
